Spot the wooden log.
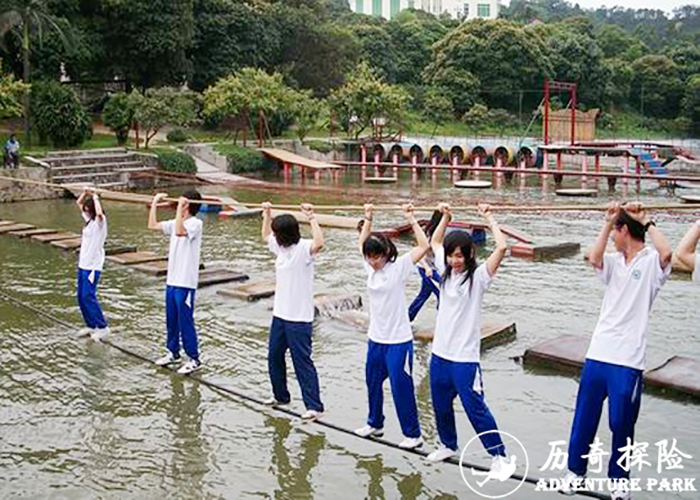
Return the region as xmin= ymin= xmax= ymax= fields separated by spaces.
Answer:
xmin=270 ymin=209 xmax=361 ymax=230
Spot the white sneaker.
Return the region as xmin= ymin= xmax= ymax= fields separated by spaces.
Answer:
xmin=354 ymin=425 xmax=384 ymax=438
xmin=263 ymin=397 xmax=289 ymax=406
xmin=154 ymin=352 xmax=181 ymax=366
xmin=611 ymin=485 xmax=632 ymax=500
xmin=398 ymin=436 xmax=424 ymax=450
xmin=301 ymin=409 xmax=323 ymax=421
xmin=489 ymin=455 xmax=508 ymax=474
xmin=90 ymin=327 xmax=110 ymax=342
xmin=77 ymin=327 xmax=94 ymax=338
xmin=558 ymin=470 xmax=586 ymax=495
xmin=177 ymin=359 xmax=202 ymax=375
xmin=426 ymin=446 xmax=455 ymax=462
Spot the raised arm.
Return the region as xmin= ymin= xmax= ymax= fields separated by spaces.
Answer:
xmin=625 ymin=202 xmax=672 ymax=269
xmin=148 ymin=192 xmax=168 ymax=231
xmin=480 ymin=203 xmax=507 ymax=277
xmin=91 ymin=189 xmax=104 ymax=221
xmin=589 ymin=202 xmax=620 ymax=269
xmin=300 ymin=203 xmax=324 ymax=254
xmin=75 ymin=186 xmax=88 ymax=211
xmin=430 ymin=202 xmax=451 ymax=251
xmin=174 ymin=196 xmax=188 ymax=237
xmin=405 ymin=203 xmax=430 ymax=264
xmin=358 ymin=203 xmax=373 ymax=253
xmin=261 ymin=201 xmax=272 ymax=241
xmin=675 ymin=220 xmax=700 ymax=270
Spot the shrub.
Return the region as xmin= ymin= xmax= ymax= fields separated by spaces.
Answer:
xmin=102 ymin=92 xmax=134 ymax=146
xmin=167 ymin=128 xmax=189 ymax=143
xmin=31 ymin=81 xmax=91 ymax=147
xmin=305 ymin=140 xmax=333 ymax=154
xmin=154 ymin=149 xmax=196 ymax=174
xmin=216 ymin=144 xmax=273 ymax=174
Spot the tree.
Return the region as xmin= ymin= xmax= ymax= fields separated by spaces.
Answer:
xmin=0 ymin=59 xmax=29 ymax=118
xmin=424 ymin=66 xmax=480 ymax=116
xmin=630 ymin=55 xmax=684 ymax=118
xmin=102 ymin=92 xmax=134 ymax=145
xmin=682 ymin=74 xmax=700 ymax=136
xmin=347 ymin=22 xmax=398 ymax=83
xmin=422 ymin=85 xmax=454 ymax=125
xmin=0 ymin=0 xmax=71 ymax=142
xmin=596 ymin=24 xmax=648 ymax=61
xmin=329 ymin=61 xmax=410 ymax=139
xmin=290 ymin=92 xmax=325 ymax=142
xmin=129 ymin=87 xmax=199 ymax=148
xmin=31 ymin=80 xmax=90 ymax=146
xmin=603 ymin=58 xmax=633 ymax=108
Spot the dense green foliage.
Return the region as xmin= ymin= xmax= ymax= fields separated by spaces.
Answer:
xmin=102 ymin=92 xmax=134 ymax=145
xmin=31 ymin=81 xmax=91 ymax=147
xmin=215 ymin=144 xmax=274 ymax=174
xmin=153 ymin=148 xmax=196 ymax=173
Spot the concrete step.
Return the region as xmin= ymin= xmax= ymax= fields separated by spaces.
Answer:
xmin=47 ymin=153 xmax=138 ymax=167
xmin=52 ymin=167 xmax=154 ymax=184
xmin=46 ymin=148 xmax=128 ymax=158
xmin=50 ymin=161 xmax=144 ymax=175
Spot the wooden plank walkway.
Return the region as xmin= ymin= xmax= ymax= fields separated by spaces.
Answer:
xmin=259 ymin=148 xmax=343 ymax=170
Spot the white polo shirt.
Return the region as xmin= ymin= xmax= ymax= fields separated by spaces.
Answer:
xmin=586 ymin=247 xmax=671 ymax=370
xmin=268 ymin=235 xmax=315 ymax=322
xmin=694 ymin=254 xmax=700 ymax=283
xmin=365 ymin=253 xmax=415 ymax=344
xmin=162 ymin=217 xmax=203 ymax=290
xmin=432 ymin=245 xmax=493 ymax=363
xmin=79 ymin=213 xmax=107 ymax=271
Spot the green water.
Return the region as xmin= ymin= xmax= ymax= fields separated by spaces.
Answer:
xmin=0 ymin=176 xmax=699 ymax=499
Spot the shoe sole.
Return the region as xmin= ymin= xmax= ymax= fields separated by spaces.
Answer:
xmin=178 ymin=365 xmax=202 ymax=375
xmin=301 ymin=413 xmax=324 ymax=422
xmin=355 ymin=431 xmax=384 ymax=438
xmin=398 ymin=442 xmax=424 ymax=450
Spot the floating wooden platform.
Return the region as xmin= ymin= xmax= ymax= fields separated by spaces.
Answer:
xmin=511 ymin=242 xmax=581 ymax=260
xmin=105 ymin=245 xmax=138 ymax=256
xmin=679 ymin=194 xmax=700 ymax=203
xmin=0 ymin=220 xmax=16 ymax=226
xmin=314 ymin=294 xmax=363 ymax=317
xmin=335 ymin=310 xmax=370 ymax=329
xmin=7 ymin=228 xmax=59 ymax=238
xmin=413 ymin=321 xmax=517 ymax=349
xmin=217 ymin=279 xmax=276 ymax=301
xmin=270 ymin=210 xmax=361 ymax=230
xmin=365 ymin=176 xmax=398 ymax=184
xmin=454 ymin=180 xmax=492 ymax=189
xmin=51 ymin=238 xmax=82 ymax=250
xmin=197 ymin=268 xmax=248 ymax=288
xmin=555 ymin=188 xmax=598 ymax=197
xmin=675 ymin=181 xmax=700 ymax=190
xmin=0 ymin=223 xmax=35 ymax=234
xmin=106 ymin=251 xmax=166 ymax=265
xmin=31 ymin=231 xmax=81 ymax=242
xmin=524 ymin=335 xmax=700 ymax=401
xmin=131 ymin=260 xmax=176 ymax=276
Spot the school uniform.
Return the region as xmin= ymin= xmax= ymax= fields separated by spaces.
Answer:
xmin=364 ymin=253 xmax=421 ymax=438
xmin=162 ymin=217 xmax=203 ymax=361
xmin=428 ymin=245 xmax=505 ymax=455
xmin=77 ymin=213 xmax=108 ymax=329
xmin=567 ymin=247 xmax=671 ymax=480
xmin=267 ymin=235 xmax=324 ymax=412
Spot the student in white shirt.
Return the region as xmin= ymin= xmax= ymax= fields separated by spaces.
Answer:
xmin=261 ymin=202 xmax=325 ymax=421
xmin=354 ymin=202 xmax=430 ymax=450
xmin=425 ymin=203 xmax=511 ymax=472
xmin=560 ymin=202 xmax=672 ymax=500
xmin=75 ymin=187 xmax=109 ymax=342
xmin=675 ymin=219 xmax=700 ymax=283
xmin=148 ymin=190 xmax=204 ymax=375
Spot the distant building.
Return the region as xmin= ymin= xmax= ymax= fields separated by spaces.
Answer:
xmin=348 ymin=0 xmax=500 ymax=20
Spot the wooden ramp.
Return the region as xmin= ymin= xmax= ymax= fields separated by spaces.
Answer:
xmin=0 ymin=223 xmax=34 ymax=234
xmin=32 ymin=231 xmax=80 ymax=242
xmin=414 ymin=321 xmax=517 ymax=349
xmin=259 ymin=148 xmax=343 ymax=170
xmin=107 ymin=251 xmax=166 ymax=265
xmin=8 ymin=228 xmax=59 ymax=238
xmin=51 ymin=238 xmax=82 ymax=250
xmin=197 ymin=268 xmax=248 ymax=288
xmin=218 ymin=280 xmax=276 ymax=301
xmin=271 ymin=209 xmax=361 ymax=230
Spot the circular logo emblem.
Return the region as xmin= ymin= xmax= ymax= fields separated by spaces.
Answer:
xmin=459 ymin=430 xmax=529 ymax=499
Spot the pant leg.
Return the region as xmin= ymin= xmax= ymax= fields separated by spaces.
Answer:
xmin=83 ymin=270 xmax=107 ymax=329
xmin=386 ymin=341 xmax=421 ymax=438
xmin=430 ymin=270 xmax=441 ymax=309
xmin=165 ymin=286 xmax=181 ymax=356
xmin=408 ymin=267 xmax=433 ymax=322
xmin=453 ymin=362 xmax=505 ymax=456
xmin=430 ymin=354 xmax=459 ymax=450
xmin=77 ymin=269 xmax=93 ymax=328
xmin=287 ymin=320 xmax=324 ymax=412
xmin=177 ymin=288 xmax=199 ymax=361
xmin=268 ymin=316 xmax=291 ymax=403
xmin=607 ymin=364 xmax=643 ymax=480
xmin=366 ymin=340 xmax=389 ymax=429
xmin=567 ymin=359 xmax=608 ymax=476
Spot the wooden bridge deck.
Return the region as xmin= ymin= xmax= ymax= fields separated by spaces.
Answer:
xmin=259 ymin=148 xmax=343 ymax=170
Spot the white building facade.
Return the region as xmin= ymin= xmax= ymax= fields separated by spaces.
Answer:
xmin=349 ymin=0 xmax=500 ymax=20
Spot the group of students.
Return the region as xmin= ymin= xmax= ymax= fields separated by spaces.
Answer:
xmin=74 ymin=187 xmax=700 ymax=500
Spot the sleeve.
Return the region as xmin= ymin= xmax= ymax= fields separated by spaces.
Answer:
xmin=694 ymin=254 xmax=700 ymax=283
xmin=299 ymin=239 xmax=314 ymax=264
xmin=474 ymin=263 xmax=494 ymax=292
xmin=161 ymin=219 xmax=174 ymax=236
xmin=267 ymin=234 xmax=280 ymax=255
xmin=396 ymin=252 xmax=416 ymax=283
xmin=433 ymin=245 xmax=445 ymax=274
xmin=362 ymin=259 xmax=373 ymax=275
xmin=651 ymin=249 xmax=672 ymax=289
xmin=182 ymin=218 xmax=202 ymax=241
xmin=595 ymin=252 xmax=616 ymax=285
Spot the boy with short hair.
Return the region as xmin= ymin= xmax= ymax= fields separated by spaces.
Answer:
xmin=148 ymin=189 xmax=203 ymax=375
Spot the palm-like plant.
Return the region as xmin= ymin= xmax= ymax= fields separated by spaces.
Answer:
xmin=0 ymin=0 xmax=70 ymax=143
